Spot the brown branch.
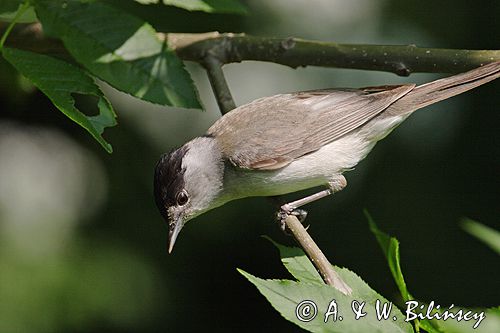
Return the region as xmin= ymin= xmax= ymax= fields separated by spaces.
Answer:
xmin=4 ymin=25 xmax=499 ymax=75
xmin=202 ymin=55 xmax=236 ymax=114
xmin=167 ymin=32 xmax=500 ymax=76
xmin=286 ymin=215 xmax=352 ymax=295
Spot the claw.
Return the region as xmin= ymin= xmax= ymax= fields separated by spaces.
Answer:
xmin=276 ymin=208 xmax=289 ymax=233
xmin=276 ymin=205 xmax=309 ymax=235
xmin=291 ymin=208 xmax=308 ymax=224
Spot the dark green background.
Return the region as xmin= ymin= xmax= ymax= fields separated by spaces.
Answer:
xmin=0 ymin=0 xmax=498 ymax=332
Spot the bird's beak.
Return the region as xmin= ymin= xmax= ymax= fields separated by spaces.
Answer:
xmin=167 ymin=219 xmax=184 ymax=254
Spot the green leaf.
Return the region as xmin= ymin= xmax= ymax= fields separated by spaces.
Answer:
xmin=239 ymin=240 xmax=413 ymax=333
xmin=424 ymin=306 xmax=500 ymax=333
xmin=2 ymin=47 xmax=117 ymax=153
xmin=0 ymin=0 xmax=22 ymax=13
xmin=263 ymin=236 xmax=323 ymax=285
xmin=239 ymin=268 xmax=413 ymax=333
xmin=366 ymin=210 xmax=412 ymax=302
xmin=0 ymin=0 xmax=24 ymax=14
xmin=461 ymin=219 xmax=500 ymax=255
xmin=367 ymin=213 xmax=500 ymax=333
xmin=418 ymin=319 xmax=444 ymax=333
xmin=35 ymin=0 xmax=201 ymax=109
xmin=0 ymin=1 xmax=37 ymax=23
xmin=134 ymin=0 xmax=247 ymax=14
xmin=133 ymin=0 xmax=158 ymax=4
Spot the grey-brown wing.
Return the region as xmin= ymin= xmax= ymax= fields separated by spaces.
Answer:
xmin=207 ymin=84 xmax=415 ymax=170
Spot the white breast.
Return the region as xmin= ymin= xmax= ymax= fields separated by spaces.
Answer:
xmin=222 ymin=114 xmax=406 ymax=199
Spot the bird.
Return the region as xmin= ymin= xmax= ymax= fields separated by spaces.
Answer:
xmin=154 ymin=61 xmax=500 ymax=253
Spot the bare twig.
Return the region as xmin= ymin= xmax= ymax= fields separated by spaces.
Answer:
xmin=286 ymin=215 xmax=352 ymax=295
xmin=168 ymin=32 xmax=500 ymax=76
xmin=4 ymin=26 xmax=499 ymax=76
xmin=202 ymin=55 xmax=236 ymax=114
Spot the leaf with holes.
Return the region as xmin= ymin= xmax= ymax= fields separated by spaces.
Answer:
xmin=35 ymin=0 xmax=201 ymax=109
xmin=2 ymin=47 xmax=116 ymax=152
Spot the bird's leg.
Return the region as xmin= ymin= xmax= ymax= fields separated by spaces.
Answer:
xmin=277 ymin=189 xmax=332 ymax=232
xmin=277 ymin=175 xmax=347 ymax=232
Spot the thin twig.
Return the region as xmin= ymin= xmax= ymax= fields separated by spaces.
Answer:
xmin=202 ymin=55 xmax=236 ymax=114
xmin=286 ymin=215 xmax=352 ymax=295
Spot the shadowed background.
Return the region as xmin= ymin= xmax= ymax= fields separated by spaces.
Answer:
xmin=0 ymin=0 xmax=498 ymax=332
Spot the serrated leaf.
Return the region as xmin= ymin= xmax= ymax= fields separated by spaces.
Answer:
xmin=367 ymin=213 xmax=500 ymax=333
xmin=35 ymin=0 xmax=201 ymax=109
xmin=366 ymin=211 xmax=412 ymax=302
xmin=2 ymin=47 xmax=116 ymax=152
xmin=461 ymin=219 xmax=500 ymax=255
xmin=263 ymin=236 xmax=324 ymax=285
xmin=239 ymin=268 xmax=413 ymax=333
xmin=134 ymin=0 xmax=247 ymax=14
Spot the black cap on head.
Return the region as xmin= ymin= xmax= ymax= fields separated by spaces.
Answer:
xmin=153 ymin=146 xmax=189 ymax=220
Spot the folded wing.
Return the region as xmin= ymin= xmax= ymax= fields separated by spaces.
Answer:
xmin=208 ymin=84 xmax=415 ymax=170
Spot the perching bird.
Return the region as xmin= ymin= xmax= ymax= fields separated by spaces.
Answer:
xmin=154 ymin=61 xmax=500 ymax=253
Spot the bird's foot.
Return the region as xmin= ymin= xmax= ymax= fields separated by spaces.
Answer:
xmin=277 ymin=204 xmax=309 ymax=234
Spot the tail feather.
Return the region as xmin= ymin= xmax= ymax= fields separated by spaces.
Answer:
xmin=386 ymin=61 xmax=500 ymax=116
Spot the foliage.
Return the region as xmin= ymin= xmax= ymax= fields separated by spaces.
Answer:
xmin=240 ymin=216 xmax=500 ymax=332
xmin=2 ymin=47 xmax=116 ymax=152
xmin=1 ymin=2 xmax=498 ymax=332
xmin=0 ymin=0 xmax=246 ymax=151
xmin=239 ymin=238 xmax=413 ymax=333
xmin=461 ymin=219 xmax=500 ymax=255
xmin=134 ymin=0 xmax=247 ymax=14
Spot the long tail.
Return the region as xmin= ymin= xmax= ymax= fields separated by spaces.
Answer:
xmin=386 ymin=61 xmax=500 ymax=116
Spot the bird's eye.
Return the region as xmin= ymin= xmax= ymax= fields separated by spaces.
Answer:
xmin=176 ymin=190 xmax=189 ymax=206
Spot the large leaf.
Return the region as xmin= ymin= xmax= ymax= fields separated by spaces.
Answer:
xmin=35 ymin=0 xmax=201 ymax=109
xmin=461 ymin=219 xmax=500 ymax=255
xmin=0 ymin=0 xmax=23 ymax=16
xmin=0 ymin=1 xmax=36 ymax=23
xmin=0 ymin=0 xmax=22 ymax=13
xmin=239 ymin=240 xmax=413 ymax=333
xmin=264 ymin=236 xmax=323 ymax=285
xmin=2 ymin=47 xmax=116 ymax=152
xmin=134 ymin=0 xmax=247 ymax=14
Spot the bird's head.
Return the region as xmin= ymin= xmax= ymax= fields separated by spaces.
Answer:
xmin=153 ymin=136 xmax=224 ymax=253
